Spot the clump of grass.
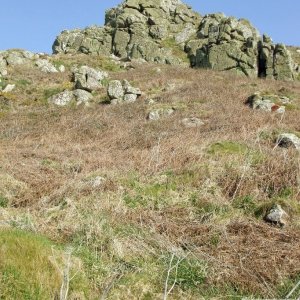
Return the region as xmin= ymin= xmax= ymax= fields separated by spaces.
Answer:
xmin=161 ymin=38 xmax=190 ymax=63
xmin=0 ymin=229 xmax=94 ymax=299
xmin=207 ymin=141 xmax=248 ymax=155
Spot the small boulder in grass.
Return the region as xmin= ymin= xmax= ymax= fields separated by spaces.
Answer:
xmin=247 ymin=92 xmax=290 ymax=114
xmin=181 ymin=117 xmax=204 ymax=128
xmin=73 ymin=66 xmax=108 ymax=92
xmin=147 ymin=108 xmax=175 ymax=120
xmin=107 ymin=79 xmax=142 ymax=104
xmin=277 ymin=133 xmax=300 ymax=150
xmin=265 ymin=204 xmax=289 ymax=227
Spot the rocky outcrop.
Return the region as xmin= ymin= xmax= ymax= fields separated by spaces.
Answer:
xmin=53 ymin=0 xmax=201 ymax=65
xmin=52 ymin=0 xmax=297 ymax=80
xmin=186 ymin=14 xmax=260 ymax=77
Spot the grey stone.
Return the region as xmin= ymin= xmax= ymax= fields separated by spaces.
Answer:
xmin=265 ymin=204 xmax=289 ymax=227
xmin=35 ymin=59 xmax=58 ymax=73
xmin=73 ymin=89 xmax=93 ymax=105
xmin=6 ymin=51 xmax=31 ymax=66
xmin=147 ymin=108 xmax=175 ymax=120
xmin=48 ymin=90 xmax=75 ymax=106
xmin=122 ymin=79 xmax=141 ymax=95
xmin=123 ymin=93 xmax=138 ymax=103
xmin=247 ymin=92 xmax=287 ymax=114
xmin=277 ymin=133 xmax=300 ymax=150
xmin=0 ymin=57 xmax=7 ymax=76
xmin=107 ymin=80 xmax=124 ymax=100
xmin=3 ymin=84 xmax=16 ymax=93
xmin=182 ymin=117 xmax=204 ymax=127
xmin=73 ymin=66 xmax=108 ymax=92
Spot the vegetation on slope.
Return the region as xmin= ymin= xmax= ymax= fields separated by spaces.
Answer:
xmin=0 ymin=53 xmax=300 ymax=299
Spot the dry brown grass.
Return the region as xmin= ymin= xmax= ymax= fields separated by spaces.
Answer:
xmin=1 ymin=56 xmax=300 ymax=298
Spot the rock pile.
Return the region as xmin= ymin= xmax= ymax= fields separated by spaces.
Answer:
xmin=107 ymin=79 xmax=142 ymax=104
xmin=48 ymin=65 xmax=108 ymax=106
xmin=52 ymin=0 xmax=297 ymax=80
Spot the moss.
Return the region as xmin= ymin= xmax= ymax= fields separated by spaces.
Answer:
xmin=208 ymin=141 xmax=249 ymax=155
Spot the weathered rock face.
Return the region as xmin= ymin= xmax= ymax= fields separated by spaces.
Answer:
xmin=186 ymin=15 xmax=296 ymax=79
xmin=259 ymin=36 xmax=295 ymax=80
xmin=186 ymin=14 xmax=260 ymax=77
xmin=53 ymin=0 xmax=201 ymax=65
xmin=52 ymin=0 xmax=297 ymax=80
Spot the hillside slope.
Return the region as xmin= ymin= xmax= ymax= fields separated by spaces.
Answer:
xmin=0 ymin=51 xmax=300 ymax=299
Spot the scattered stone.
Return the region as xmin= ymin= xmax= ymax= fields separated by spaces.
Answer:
xmin=48 ymin=90 xmax=74 ymax=106
xmin=35 ymin=59 xmax=58 ymax=73
xmin=277 ymin=133 xmax=300 ymax=150
xmin=73 ymin=66 xmax=108 ymax=92
xmin=123 ymin=93 xmax=138 ymax=103
xmin=108 ymin=80 xmax=124 ymax=100
xmin=73 ymin=89 xmax=93 ymax=105
xmin=122 ymin=80 xmax=141 ymax=96
xmin=145 ymin=98 xmax=159 ymax=105
xmin=182 ymin=117 xmax=204 ymax=128
xmin=147 ymin=108 xmax=175 ymax=120
xmin=0 ymin=57 xmax=8 ymax=76
xmin=107 ymin=80 xmax=141 ymax=104
xmin=48 ymin=89 xmax=94 ymax=106
xmin=265 ymin=204 xmax=289 ymax=227
xmin=247 ymin=92 xmax=290 ymax=113
xmin=58 ymin=65 xmax=66 ymax=72
xmin=89 ymin=176 xmax=106 ymax=188
xmin=3 ymin=84 xmax=16 ymax=93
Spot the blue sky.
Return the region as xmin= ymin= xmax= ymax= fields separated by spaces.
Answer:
xmin=1 ymin=0 xmax=299 ymax=53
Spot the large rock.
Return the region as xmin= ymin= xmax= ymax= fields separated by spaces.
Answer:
xmin=186 ymin=14 xmax=260 ymax=77
xmin=73 ymin=66 xmax=108 ymax=92
xmin=53 ymin=0 xmax=200 ymax=65
xmin=52 ymin=0 xmax=296 ymax=79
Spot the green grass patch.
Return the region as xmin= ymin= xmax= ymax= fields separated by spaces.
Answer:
xmin=208 ymin=141 xmax=249 ymax=155
xmin=43 ymin=87 xmax=64 ymax=100
xmin=0 ymin=229 xmax=92 ymax=300
xmin=0 ymin=194 xmax=8 ymax=207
